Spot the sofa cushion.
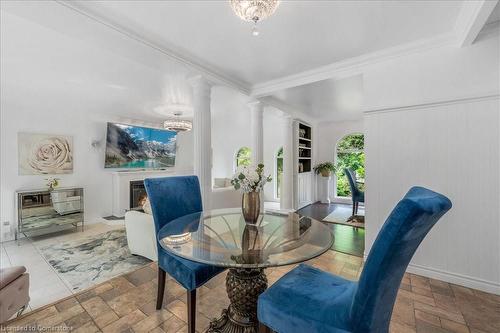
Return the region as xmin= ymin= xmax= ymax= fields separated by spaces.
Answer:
xmin=0 ymin=273 xmax=29 ymax=323
xmin=0 ymin=266 xmax=26 ymax=289
xmin=214 ymin=178 xmax=227 ymax=188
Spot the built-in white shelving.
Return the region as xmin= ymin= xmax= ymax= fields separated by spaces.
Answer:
xmin=293 ymin=121 xmax=314 ymax=209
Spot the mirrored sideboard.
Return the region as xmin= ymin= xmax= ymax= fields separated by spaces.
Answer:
xmin=16 ymin=187 xmax=84 ymax=240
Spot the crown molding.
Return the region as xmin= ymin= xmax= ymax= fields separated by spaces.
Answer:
xmin=260 ymin=96 xmax=318 ymax=126
xmin=477 ymin=20 xmax=500 ymax=40
xmin=363 ymin=92 xmax=500 ymax=115
xmin=454 ymin=0 xmax=498 ymax=47
xmin=55 ymin=0 xmax=251 ymax=95
xmin=251 ymin=33 xmax=456 ymax=97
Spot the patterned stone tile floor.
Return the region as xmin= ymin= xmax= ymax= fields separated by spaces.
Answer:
xmin=2 ymin=250 xmax=499 ymax=333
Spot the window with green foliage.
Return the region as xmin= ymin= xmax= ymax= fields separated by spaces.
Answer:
xmin=336 ymin=134 xmax=365 ymax=197
xmin=235 ymin=147 xmax=252 ymax=168
xmin=276 ymin=147 xmax=283 ymax=198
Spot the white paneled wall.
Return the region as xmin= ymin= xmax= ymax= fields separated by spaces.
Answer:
xmin=364 ymin=95 xmax=500 ymax=294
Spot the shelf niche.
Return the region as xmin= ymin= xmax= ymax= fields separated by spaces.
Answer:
xmin=298 ymin=123 xmax=312 ymax=173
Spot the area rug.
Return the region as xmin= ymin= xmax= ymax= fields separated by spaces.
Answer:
xmin=323 ymin=205 xmax=365 ymax=228
xmin=37 ymin=229 xmax=151 ymax=291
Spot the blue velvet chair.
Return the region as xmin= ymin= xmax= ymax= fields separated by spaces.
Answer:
xmin=144 ymin=176 xmax=225 ymax=333
xmin=345 ymin=168 xmax=365 ymax=216
xmin=257 ymin=186 xmax=452 ymax=333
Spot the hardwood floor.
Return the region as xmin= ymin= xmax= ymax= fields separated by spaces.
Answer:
xmin=4 ymin=252 xmax=500 ymax=333
xmin=297 ymin=202 xmax=365 ymax=257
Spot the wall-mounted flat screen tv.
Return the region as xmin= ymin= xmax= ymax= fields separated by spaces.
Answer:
xmin=104 ymin=122 xmax=176 ymax=169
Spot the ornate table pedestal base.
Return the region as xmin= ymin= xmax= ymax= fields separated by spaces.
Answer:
xmin=208 ymin=268 xmax=267 ymax=333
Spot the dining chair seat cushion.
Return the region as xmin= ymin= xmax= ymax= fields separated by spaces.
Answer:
xmin=158 ymin=247 xmax=225 ymax=291
xmin=258 ymin=264 xmax=356 ymax=333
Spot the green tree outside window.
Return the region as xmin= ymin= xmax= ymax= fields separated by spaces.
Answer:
xmin=336 ymin=134 xmax=365 ymax=197
xmin=236 ymin=147 xmax=252 ymax=168
xmin=276 ymin=147 xmax=283 ymax=198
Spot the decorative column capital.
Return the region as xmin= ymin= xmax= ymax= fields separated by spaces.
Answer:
xmin=247 ymin=100 xmax=264 ymax=110
xmin=282 ymin=113 xmax=294 ymax=124
xmin=188 ymin=75 xmax=213 ymax=94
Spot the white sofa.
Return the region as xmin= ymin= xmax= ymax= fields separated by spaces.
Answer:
xmin=124 ymin=187 xmax=240 ymax=261
xmin=211 ymin=187 xmax=241 ymax=209
xmin=124 ymin=210 xmax=158 ymax=261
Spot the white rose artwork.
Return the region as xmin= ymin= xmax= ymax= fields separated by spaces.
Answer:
xmin=18 ymin=133 xmax=73 ymax=175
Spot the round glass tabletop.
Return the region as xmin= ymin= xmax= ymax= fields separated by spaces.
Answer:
xmin=158 ymin=208 xmax=334 ymax=269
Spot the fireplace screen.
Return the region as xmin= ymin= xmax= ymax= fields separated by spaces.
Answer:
xmin=130 ymin=180 xmax=147 ymax=210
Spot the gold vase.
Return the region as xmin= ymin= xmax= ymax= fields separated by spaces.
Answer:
xmin=242 ymin=191 xmax=260 ymax=224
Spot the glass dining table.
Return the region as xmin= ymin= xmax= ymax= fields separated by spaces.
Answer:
xmin=158 ymin=208 xmax=334 ymax=333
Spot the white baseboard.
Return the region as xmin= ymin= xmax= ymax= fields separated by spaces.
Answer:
xmin=362 ymin=254 xmax=500 ymax=295
xmin=406 ymin=263 xmax=500 ymax=295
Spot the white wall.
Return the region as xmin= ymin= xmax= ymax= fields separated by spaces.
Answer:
xmin=363 ymin=32 xmax=500 ymax=294
xmin=263 ymin=111 xmax=286 ymax=202
xmin=211 ymin=86 xmax=252 ymax=180
xmin=317 ymin=119 xmax=364 ymax=202
xmin=212 ymin=87 xmax=287 ymax=203
xmin=0 ymin=99 xmax=194 ymax=242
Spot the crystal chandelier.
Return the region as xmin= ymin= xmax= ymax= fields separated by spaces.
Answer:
xmin=163 ymin=112 xmax=192 ymax=132
xmin=230 ymin=0 xmax=280 ymax=36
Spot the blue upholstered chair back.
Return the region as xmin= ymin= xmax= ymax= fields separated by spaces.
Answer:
xmin=144 ymin=176 xmax=203 ymax=235
xmin=344 ymin=168 xmax=360 ymax=198
xmin=350 ymin=187 xmax=452 ymax=332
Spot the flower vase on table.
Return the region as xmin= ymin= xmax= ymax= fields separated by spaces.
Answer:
xmin=231 ymin=163 xmax=272 ymax=224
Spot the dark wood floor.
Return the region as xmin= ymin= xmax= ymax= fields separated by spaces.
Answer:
xmin=297 ymin=202 xmax=365 ymax=257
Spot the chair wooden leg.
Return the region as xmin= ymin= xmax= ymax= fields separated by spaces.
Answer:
xmin=156 ymin=267 xmax=166 ymax=310
xmin=355 ymin=202 xmax=359 ymax=215
xmin=259 ymin=321 xmax=271 ymax=333
xmin=352 ymin=201 xmax=356 ymax=216
xmin=187 ymin=289 xmax=196 ymax=333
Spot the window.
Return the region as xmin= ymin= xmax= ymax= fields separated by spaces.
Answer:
xmin=235 ymin=147 xmax=252 ymax=168
xmin=276 ymin=147 xmax=283 ymax=199
xmin=336 ymin=133 xmax=364 ymax=197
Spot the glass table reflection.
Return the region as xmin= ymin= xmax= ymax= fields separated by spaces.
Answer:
xmin=158 ymin=208 xmax=334 ymax=333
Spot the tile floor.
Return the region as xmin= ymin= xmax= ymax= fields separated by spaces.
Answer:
xmin=0 ymin=223 xmax=123 ymax=311
xmin=3 ymin=251 xmax=500 ymax=333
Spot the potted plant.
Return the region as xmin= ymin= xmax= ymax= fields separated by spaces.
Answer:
xmin=313 ymin=162 xmax=336 ymax=177
xmin=231 ymin=163 xmax=272 ymax=223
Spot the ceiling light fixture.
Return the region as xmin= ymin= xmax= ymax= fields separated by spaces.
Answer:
xmin=230 ymin=0 xmax=280 ymax=36
xmin=163 ymin=112 xmax=192 ymax=132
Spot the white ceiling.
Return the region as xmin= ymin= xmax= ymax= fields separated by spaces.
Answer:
xmin=267 ymin=75 xmax=363 ymax=121
xmin=70 ymin=0 xmax=464 ymax=86
xmin=3 ymin=0 xmax=487 ymax=122
xmin=0 ymin=2 xmax=197 ymax=121
xmin=487 ymin=1 xmax=500 ymax=24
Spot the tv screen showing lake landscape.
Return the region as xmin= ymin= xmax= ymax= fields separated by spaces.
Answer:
xmin=105 ymin=122 xmax=176 ymax=169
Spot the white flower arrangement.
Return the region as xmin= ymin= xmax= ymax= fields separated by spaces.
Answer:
xmin=231 ymin=163 xmax=272 ymax=193
xmin=45 ymin=177 xmax=60 ymax=190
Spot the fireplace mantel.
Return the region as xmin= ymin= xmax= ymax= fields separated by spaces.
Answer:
xmin=111 ymin=169 xmax=192 ymax=217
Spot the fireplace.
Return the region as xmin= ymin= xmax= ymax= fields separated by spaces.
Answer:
xmin=129 ymin=180 xmax=147 ymax=210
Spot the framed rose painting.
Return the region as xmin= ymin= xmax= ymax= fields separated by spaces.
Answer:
xmin=18 ymin=132 xmax=73 ymax=175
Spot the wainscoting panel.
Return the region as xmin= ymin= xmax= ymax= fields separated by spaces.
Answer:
xmin=364 ymin=95 xmax=500 ymax=294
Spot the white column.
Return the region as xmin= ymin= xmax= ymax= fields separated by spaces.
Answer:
xmin=281 ymin=114 xmax=294 ymax=210
xmin=248 ymin=100 xmax=264 ymax=165
xmin=189 ymin=75 xmax=212 ymax=209
xmin=318 ymin=176 xmax=331 ymax=204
